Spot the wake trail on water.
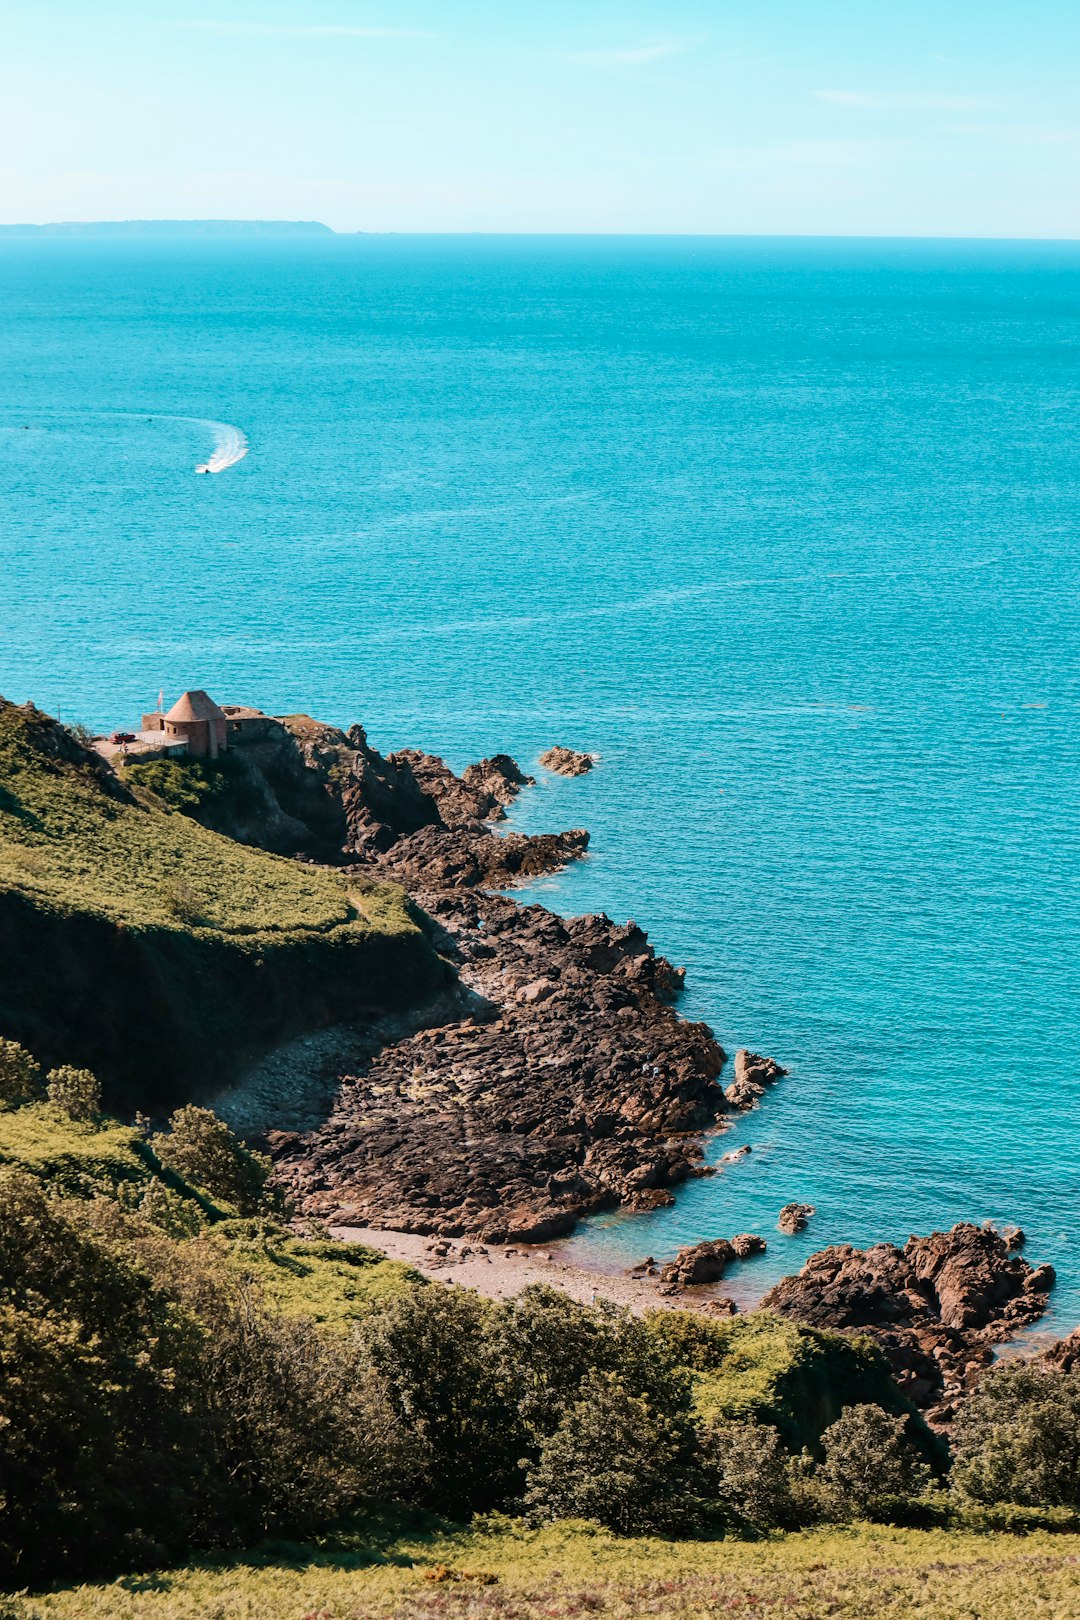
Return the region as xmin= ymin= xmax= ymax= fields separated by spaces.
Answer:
xmin=192 ymin=419 xmax=248 ymax=474
xmin=0 ymin=409 xmax=249 ymax=475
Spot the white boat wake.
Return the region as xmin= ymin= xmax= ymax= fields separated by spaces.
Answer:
xmin=1 ymin=408 xmax=250 ymax=475
xmin=193 ymin=419 xmax=249 ymax=474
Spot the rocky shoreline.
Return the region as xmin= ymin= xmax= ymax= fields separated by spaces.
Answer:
xmin=178 ymin=706 xmax=1062 ymax=1417
xmin=191 ymin=709 xmax=781 ymax=1241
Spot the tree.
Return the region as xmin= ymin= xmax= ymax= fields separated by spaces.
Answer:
xmin=951 ymin=1361 xmax=1080 ymax=1509
xmin=813 ymin=1404 xmax=932 ymax=1521
xmin=137 ymin=1177 xmax=204 ymax=1239
xmin=151 ymin=1106 xmax=271 ymax=1214
xmin=700 ymin=1420 xmax=796 ymax=1529
xmin=359 ymin=1283 xmax=519 ymax=1514
xmin=0 ymin=1171 xmax=208 ymax=1585
xmin=195 ymin=1284 xmax=417 ymax=1539
xmin=522 ymin=1370 xmax=704 ymax=1535
xmin=0 ymin=1037 xmax=43 ymax=1107
xmin=488 ymin=1284 xmax=692 ymax=1441
xmin=45 ymin=1064 xmax=101 ymax=1120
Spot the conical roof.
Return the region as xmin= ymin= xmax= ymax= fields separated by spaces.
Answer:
xmin=165 ymin=689 xmax=225 ymax=723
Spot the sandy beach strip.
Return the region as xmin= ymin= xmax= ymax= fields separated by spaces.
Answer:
xmin=332 ymin=1223 xmax=741 ymax=1316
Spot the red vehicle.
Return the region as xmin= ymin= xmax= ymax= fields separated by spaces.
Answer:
xmin=109 ymin=731 xmax=137 ymax=745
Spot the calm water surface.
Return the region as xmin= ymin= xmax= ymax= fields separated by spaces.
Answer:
xmin=1 ymin=235 xmax=1077 ymax=1325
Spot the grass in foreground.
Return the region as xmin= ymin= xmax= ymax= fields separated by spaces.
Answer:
xmin=10 ymin=1520 xmax=1080 ymax=1619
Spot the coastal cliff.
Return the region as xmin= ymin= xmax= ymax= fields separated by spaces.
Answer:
xmin=0 ymin=700 xmax=447 ymax=1109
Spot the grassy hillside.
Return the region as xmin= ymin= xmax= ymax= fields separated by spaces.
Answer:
xmin=649 ymin=1310 xmax=938 ymax=1461
xmin=13 ymin=1519 xmax=1080 ymax=1619
xmin=0 ymin=700 xmax=447 ymax=1108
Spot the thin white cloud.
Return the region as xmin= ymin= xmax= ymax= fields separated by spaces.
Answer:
xmin=817 ymin=90 xmax=1004 ymax=112
xmin=175 ymin=22 xmax=435 ymax=39
xmin=567 ymin=43 xmax=683 ymax=67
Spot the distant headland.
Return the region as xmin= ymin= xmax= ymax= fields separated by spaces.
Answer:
xmin=0 ymin=219 xmax=335 ymax=237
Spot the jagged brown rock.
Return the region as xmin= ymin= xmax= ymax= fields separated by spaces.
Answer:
xmin=656 ymin=1233 xmax=765 ymax=1289
xmin=271 ymin=886 xmax=730 ymax=1239
xmin=154 ymin=706 xmax=781 ymax=1242
xmin=761 ymin=1223 xmax=1056 ymax=1427
xmin=539 ymin=746 xmax=595 ymax=777
xmin=724 ymin=1049 xmax=787 ymax=1108
xmin=778 ymin=1202 xmax=814 ymax=1235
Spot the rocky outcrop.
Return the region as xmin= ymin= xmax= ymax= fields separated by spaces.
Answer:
xmin=271 ymin=886 xmax=732 ymax=1239
xmin=388 ymin=748 xmax=533 ymax=826
xmin=778 ymin=1202 xmax=815 ymax=1235
xmin=539 ymin=746 xmax=595 ymax=777
xmin=1043 ymin=1327 xmax=1080 ymax=1373
xmin=142 ymin=703 xmax=783 ymax=1243
xmin=658 ymin=1233 xmax=766 ymax=1289
xmin=761 ymin=1224 xmax=1056 ymax=1427
xmin=166 ymin=709 xmax=586 ymax=890
xmin=661 ymin=1239 xmax=737 ymax=1287
xmin=724 ymin=1049 xmax=787 ymax=1108
xmin=364 ymin=823 xmax=589 ymax=892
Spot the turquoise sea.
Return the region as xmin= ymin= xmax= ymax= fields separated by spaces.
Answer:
xmin=1 ymin=235 xmax=1078 ymax=1328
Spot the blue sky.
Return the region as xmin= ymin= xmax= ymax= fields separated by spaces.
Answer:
xmin=2 ymin=0 xmax=1078 ymax=234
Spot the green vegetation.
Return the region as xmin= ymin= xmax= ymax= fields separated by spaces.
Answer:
xmin=648 ymin=1306 xmax=934 ymax=1459
xmin=952 ymin=1361 xmax=1080 ymax=1510
xmin=2 ymin=1072 xmax=1080 ymax=1608
xmin=150 ymin=1104 xmax=272 ymax=1214
xmin=0 ymin=700 xmax=446 ymax=1104
xmin=0 ymin=706 xmax=351 ymax=935
xmin=0 ymin=1037 xmax=43 ymax=1106
xmin=45 ymin=1063 xmax=102 ymax=1119
xmin=121 ymin=756 xmax=235 ymax=814
xmin=9 ymin=1521 xmax=1080 ymax=1619
xmin=0 ymin=1098 xmax=152 ymax=1199
xmin=201 ymin=1221 xmax=421 ymax=1323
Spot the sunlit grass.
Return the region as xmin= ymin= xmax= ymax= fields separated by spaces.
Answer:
xmin=12 ymin=1519 xmax=1080 ymax=1618
xmin=0 ymin=703 xmax=417 ymax=942
xmin=195 ymin=1220 xmax=422 ymax=1323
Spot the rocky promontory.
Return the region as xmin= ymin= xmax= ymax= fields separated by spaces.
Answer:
xmin=116 ymin=704 xmax=788 ymax=1240
xmin=270 ymin=888 xmax=733 ymax=1240
xmin=761 ymin=1223 xmax=1055 ymax=1427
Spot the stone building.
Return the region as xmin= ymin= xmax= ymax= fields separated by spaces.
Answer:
xmin=142 ymin=690 xmax=229 ymax=759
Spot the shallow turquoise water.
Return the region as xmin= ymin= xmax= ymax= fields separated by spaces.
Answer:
xmin=1 ymin=235 xmax=1077 ymax=1326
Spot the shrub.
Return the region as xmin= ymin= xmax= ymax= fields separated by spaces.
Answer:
xmin=160 ymin=877 xmax=204 ymax=924
xmin=195 ymin=1285 xmax=417 ymax=1540
xmin=701 ymin=1419 xmax=797 ymax=1529
xmin=0 ymin=1037 xmax=43 ymax=1107
xmin=951 ymin=1361 xmax=1080 ymax=1509
xmin=45 ymin=1065 xmax=102 ymax=1120
xmin=0 ymin=1171 xmax=210 ymax=1585
xmin=137 ymin=1177 xmax=204 ymax=1239
xmin=492 ymin=1285 xmax=691 ymax=1440
xmin=124 ymin=758 xmax=230 ymax=812
xmin=360 ymin=1283 xmax=520 ymax=1514
xmin=0 ymin=1169 xmax=418 ymax=1582
xmin=522 ymin=1370 xmax=704 ymax=1535
xmin=813 ymin=1404 xmax=932 ymax=1521
xmin=151 ymin=1106 xmax=271 ymax=1214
